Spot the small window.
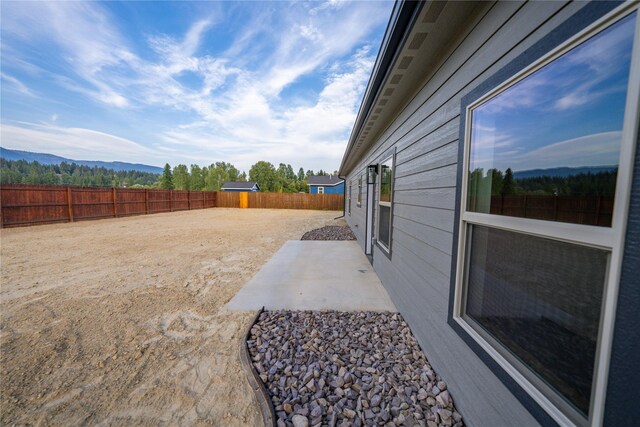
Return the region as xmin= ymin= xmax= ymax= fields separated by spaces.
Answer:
xmin=348 ymin=182 xmax=352 ymax=215
xmin=317 ymin=186 xmax=324 ymax=194
xmin=357 ymin=175 xmax=362 ymax=207
xmin=454 ymin=10 xmax=638 ymax=426
xmin=377 ymin=155 xmax=394 ymax=253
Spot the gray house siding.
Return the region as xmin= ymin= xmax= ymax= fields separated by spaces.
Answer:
xmin=347 ymin=171 xmax=368 ymax=253
xmin=344 ymin=1 xmax=596 ymax=426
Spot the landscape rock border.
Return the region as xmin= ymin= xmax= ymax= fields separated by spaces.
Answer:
xmin=247 ymin=310 xmax=465 ymax=427
xmin=301 ymin=226 xmax=356 ymax=241
xmin=240 ymin=307 xmax=277 ymax=427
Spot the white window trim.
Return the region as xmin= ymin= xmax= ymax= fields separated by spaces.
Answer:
xmin=452 ymin=4 xmax=640 ymax=427
xmin=376 ymin=154 xmax=394 ymax=254
xmin=317 ymin=186 xmax=324 ymax=194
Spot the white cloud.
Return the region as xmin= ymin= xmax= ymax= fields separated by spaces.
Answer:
xmin=1 ymin=1 xmax=392 ymax=172
xmin=489 ymin=131 xmax=622 ymax=172
xmin=481 ymin=14 xmax=634 ymax=116
xmin=0 ymin=72 xmax=36 ymax=97
xmin=0 ymin=122 xmax=163 ymax=165
xmin=518 ymin=131 xmax=621 ymax=168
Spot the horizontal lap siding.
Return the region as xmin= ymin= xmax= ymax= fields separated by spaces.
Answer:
xmin=345 ymin=1 xmax=589 ymax=426
xmin=345 ymin=174 xmax=368 ymax=253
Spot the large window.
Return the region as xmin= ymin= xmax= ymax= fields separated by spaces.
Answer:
xmin=377 ymin=155 xmax=394 ymax=253
xmin=454 ymin=8 xmax=639 ymax=427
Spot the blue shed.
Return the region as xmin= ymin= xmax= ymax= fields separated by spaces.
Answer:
xmin=307 ymin=175 xmax=344 ymax=194
xmin=220 ymin=181 xmax=260 ymax=192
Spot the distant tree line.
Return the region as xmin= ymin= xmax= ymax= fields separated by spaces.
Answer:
xmin=0 ymin=159 xmax=158 ymax=187
xmin=1 ymin=157 xmax=337 ymax=193
xmin=160 ymin=161 xmax=335 ymax=193
xmin=469 ymin=167 xmax=617 ymax=197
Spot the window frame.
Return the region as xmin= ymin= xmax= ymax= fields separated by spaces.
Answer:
xmin=451 ymin=4 xmax=640 ymax=427
xmin=376 ymin=150 xmax=395 ymax=257
xmin=357 ymin=174 xmax=362 ymax=207
xmin=317 ymin=186 xmax=324 ymax=194
xmin=348 ymin=181 xmax=352 ymax=215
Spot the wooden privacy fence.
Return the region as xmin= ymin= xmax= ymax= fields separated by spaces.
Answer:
xmin=0 ymin=185 xmax=343 ymax=228
xmin=468 ymin=194 xmax=614 ymax=227
xmin=216 ymin=191 xmax=344 ymax=211
xmin=0 ymin=184 xmax=216 ymax=228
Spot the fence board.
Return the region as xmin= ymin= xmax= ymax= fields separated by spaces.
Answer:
xmin=482 ymin=195 xmax=614 ymax=227
xmin=0 ymin=185 xmax=341 ymax=228
xmin=172 ymin=190 xmax=190 ymax=211
xmin=246 ymin=192 xmax=343 ymax=210
xmin=0 ymin=184 xmax=69 ymax=226
xmin=0 ymin=185 xmax=218 ymax=228
xmin=147 ymin=189 xmax=172 ymax=213
xmin=216 ymin=192 xmax=241 ymax=208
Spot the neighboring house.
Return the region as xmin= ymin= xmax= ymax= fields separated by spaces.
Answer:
xmin=339 ymin=2 xmax=639 ymax=427
xmin=220 ymin=181 xmax=260 ymax=192
xmin=307 ymin=175 xmax=344 ymax=194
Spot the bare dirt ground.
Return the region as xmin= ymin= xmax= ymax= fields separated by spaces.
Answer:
xmin=0 ymin=208 xmax=340 ymax=426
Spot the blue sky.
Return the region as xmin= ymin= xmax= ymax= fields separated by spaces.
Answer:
xmin=470 ymin=13 xmax=635 ymax=173
xmin=0 ymin=0 xmax=393 ymax=172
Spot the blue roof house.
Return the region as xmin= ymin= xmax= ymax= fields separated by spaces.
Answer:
xmin=220 ymin=181 xmax=260 ymax=192
xmin=307 ymin=175 xmax=344 ymax=194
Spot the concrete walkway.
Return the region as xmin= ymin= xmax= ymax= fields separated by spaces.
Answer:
xmin=225 ymin=241 xmax=396 ymax=312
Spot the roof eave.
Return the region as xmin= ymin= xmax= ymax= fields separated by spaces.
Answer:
xmin=338 ymin=0 xmax=424 ymax=176
xmin=307 ymin=181 xmax=344 ymax=187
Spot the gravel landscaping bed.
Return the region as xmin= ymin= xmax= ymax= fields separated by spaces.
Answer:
xmin=247 ymin=311 xmax=464 ymax=427
xmin=301 ymin=226 xmax=356 ymax=241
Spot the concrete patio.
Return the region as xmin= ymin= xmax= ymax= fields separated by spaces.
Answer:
xmin=225 ymin=240 xmax=396 ymax=312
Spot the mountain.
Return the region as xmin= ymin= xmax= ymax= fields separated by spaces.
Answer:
xmin=0 ymin=148 xmax=162 ymax=174
xmin=513 ymin=165 xmax=617 ymax=179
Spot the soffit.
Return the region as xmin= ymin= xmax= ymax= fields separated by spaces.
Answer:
xmin=341 ymin=1 xmax=488 ymax=175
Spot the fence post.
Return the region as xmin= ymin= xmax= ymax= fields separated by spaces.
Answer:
xmin=188 ymin=191 xmax=191 ymax=210
xmin=0 ymin=187 xmax=4 ymax=228
xmin=67 ymin=186 xmax=74 ymax=222
xmin=145 ymin=189 xmax=149 ymax=214
xmin=170 ymin=190 xmax=173 ymax=212
xmin=112 ymin=187 xmax=117 ymax=218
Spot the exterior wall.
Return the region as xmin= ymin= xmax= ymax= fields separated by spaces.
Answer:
xmin=605 ymin=117 xmax=640 ymax=426
xmin=346 ymin=171 xmax=369 ymax=253
xmin=309 ymin=182 xmax=344 ymax=194
xmin=344 ymin=2 xmax=599 ymax=426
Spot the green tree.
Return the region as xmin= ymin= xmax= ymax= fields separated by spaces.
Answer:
xmin=297 ymin=167 xmax=305 ymax=181
xmin=205 ymin=163 xmax=228 ymax=191
xmin=249 ymin=161 xmax=277 ymax=192
xmin=487 ymin=168 xmax=504 ymax=196
xmin=286 ymin=164 xmax=296 ymax=180
xmin=502 ymin=168 xmax=515 ymax=196
xmin=190 ymin=164 xmax=205 ymax=191
xmin=160 ymin=163 xmax=174 ymax=189
xmin=227 ymin=164 xmax=241 ymax=182
xmin=173 ymin=164 xmax=190 ymax=190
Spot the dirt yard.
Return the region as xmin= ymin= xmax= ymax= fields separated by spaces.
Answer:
xmin=0 ymin=208 xmax=340 ymax=426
